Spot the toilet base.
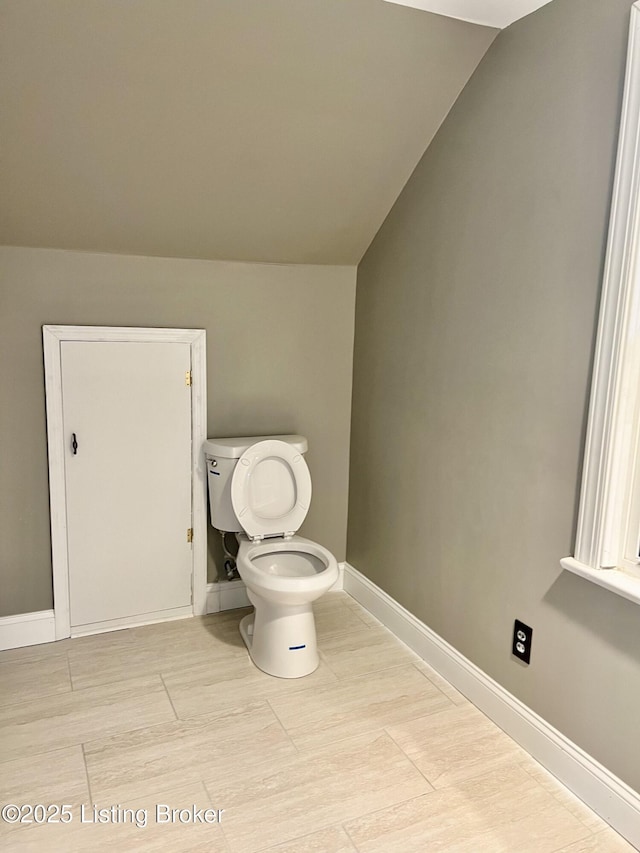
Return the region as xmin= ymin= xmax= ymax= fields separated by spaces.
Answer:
xmin=239 ymin=599 xmax=319 ymax=679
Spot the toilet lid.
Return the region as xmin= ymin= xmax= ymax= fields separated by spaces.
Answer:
xmin=230 ymin=439 xmax=312 ymax=540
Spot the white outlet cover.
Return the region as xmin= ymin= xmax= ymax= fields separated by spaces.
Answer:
xmin=383 ymin=0 xmax=556 ymax=29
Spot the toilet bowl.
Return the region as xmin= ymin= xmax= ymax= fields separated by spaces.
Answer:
xmin=204 ymin=435 xmax=338 ymax=678
xmin=237 ymin=534 xmax=338 ymax=678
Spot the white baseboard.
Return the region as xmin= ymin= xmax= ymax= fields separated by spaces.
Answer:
xmin=343 ymin=562 xmax=640 ymax=851
xmin=206 ymin=579 xmax=250 ymax=613
xmin=0 ymin=562 xmax=346 ymax=650
xmin=71 ymin=605 xmax=193 ymax=637
xmin=0 ymin=610 xmax=56 ymax=651
xmin=206 ymin=561 xmax=345 ymax=615
xmin=331 ymin=561 xmax=345 ymax=592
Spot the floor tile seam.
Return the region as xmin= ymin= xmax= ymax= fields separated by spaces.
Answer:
xmin=340 ymin=788 xmax=438 ymax=836
xmin=37 ymin=672 xmax=171 ymax=700
xmin=251 ymin=823 xmax=356 ymax=853
xmin=235 ymin=666 xmax=344 ymax=703
xmin=284 ymin=723 xmax=418 ymax=759
xmin=350 ymin=607 xmax=379 ymax=629
xmin=589 ymin=828 xmax=637 ymax=850
xmin=0 ymin=682 xmax=76 ymax=711
xmin=68 ymin=642 xmax=243 ymax=670
xmin=80 ymin=742 xmax=94 ymax=803
xmin=338 ymin=771 xmax=594 ymax=848
xmin=324 ymin=657 xmax=433 ymax=683
xmin=237 ymin=785 xmax=416 ymax=853
xmin=349 ymin=694 xmax=461 ymax=737
xmin=200 ymin=779 xmax=231 ymax=853
xmin=517 ymin=759 xmax=609 ymax=834
xmin=347 ymin=610 xmax=382 ymax=628
xmin=381 ymin=719 xmax=504 ymax=790
xmin=197 ymin=779 xmax=219 ymax=810
xmin=70 ymin=653 xmax=250 ymax=693
xmin=317 ymin=618 xmax=405 ymax=637
xmin=75 ymin=698 xmax=298 ymax=761
xmin=320 ymin=641 xmax=422 ymax=664
xmin=251 ymin=820 xmax=357 ymax=853
xmin=317 ymin=618 xmax=405 ymax=640
xmin=64 ymin=642 xmax=138 ymax=660
xmin=65 ymin=651 xmax=75 ymax=693
xmin=154 ymin=698 xmax=289 ymax=731
xmin=409 ymin=660 xmax=468 ymax=704
xmin=0 ymin=710 xmax=179 ymax=771
xmin=513 ymin=764 xmax=606 ymax=839
xmin=317 ymin=649 xmax=340 ymax=680
xmin=403 ymin=752 xmax=569 ymax=797
xmin=317 ymin=606 xmax=379 ymax=623
xmin=507 ymin=800 xmax=596 ymax=851
xmin=0 ymin=741 xmax=88 ymax=770
xmin=517 ymin=759 xmax=593 ymax=817
xmin=257 ymin=674 xmax=343 ymax=702
xmin=547 ymin=830 xmax=605 ymax=853
xmin=201 ymin=779 xmax=233 ymax=852
xmin=79 ymin=709 xmax=205 ymax=762
xmin=87 ymin=769 xmax=216 ymax=805
xmin=381 ymin=724 xmax=438 ymax=793
xmin=151 ymin=695 xmax=300 ymax=723
xmin=159 ymin=673 xmax=179 ymax=721
xmin=283 ymin=660 xmax=427 ymax=692
xmin=0 ymin=652 xmax=70 ymax=671
xmin=340 ymin=820 xmax=362 ymax=852
xmin=66 ymin=631 xmax=137 ymax=648
xmin=0 ymin=648 xmax=69 ymax=666
xmin=264 ymin=698 xmax=300 ymax=754
xmin=340 ymin=601 xmax=370 ymax=616
xmin=315 ymin=623 xmax=381 ymax=643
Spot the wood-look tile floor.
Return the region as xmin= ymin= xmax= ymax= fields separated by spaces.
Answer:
xmin=0 ymin=592 xmax=635 ymax=852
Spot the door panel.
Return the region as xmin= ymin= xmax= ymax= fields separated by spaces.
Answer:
xmin=61 ymin=341 xmax=192 ymax=628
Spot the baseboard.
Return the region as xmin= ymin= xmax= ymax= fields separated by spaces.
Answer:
xmin=331 ymin=561 xmax=345 ymax=592
xmin=0 ymin=564 xmax=346 ymax=649
xmin=71 ymin=605 xmax=193 ymax=637
xmin=206 ymin=561 xmax=345 ymax=615
xmin=0 ymin=610 xmax=56 ymax=651
xmin=206 ymin=579 xmax=250 ymax=613
xmin=343 ymin=562 xmax=640 ymax=851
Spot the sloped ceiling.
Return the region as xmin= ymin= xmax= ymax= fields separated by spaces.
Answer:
xmin=384 ymin=0 xmax=555 ymax=29
xmin=0 ymin=0 xmax=497 ymax=265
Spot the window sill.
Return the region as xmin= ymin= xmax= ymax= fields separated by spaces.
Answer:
xmin=560 ymin=557 xmax=640 ymax=606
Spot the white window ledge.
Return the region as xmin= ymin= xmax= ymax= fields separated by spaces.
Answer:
xmin=560 ymin=558 xmax=640 ymax=606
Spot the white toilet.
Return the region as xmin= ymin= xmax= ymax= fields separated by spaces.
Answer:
xmin=204 ymin=435 xmax=338 ymax=678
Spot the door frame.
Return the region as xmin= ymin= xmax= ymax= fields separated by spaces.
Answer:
xmin=43 ymin=325 xmax=207 ymax=639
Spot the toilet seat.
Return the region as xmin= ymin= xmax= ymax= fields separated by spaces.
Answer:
xmin=230 ymin=439 xmax=312 ymax=541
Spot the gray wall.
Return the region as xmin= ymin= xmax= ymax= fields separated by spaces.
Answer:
xmin=348 ymin=0 xmax=640 ymax=792
xmin=0 ymin=246 xmax=356 ymax=617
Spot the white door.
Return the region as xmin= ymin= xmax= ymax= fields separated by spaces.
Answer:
xmin=61 ymin=340 xmax=193 ymax=631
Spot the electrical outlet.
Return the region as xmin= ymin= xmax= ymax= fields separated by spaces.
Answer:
xmin=512 ymin=620 xmax=532 ymax=664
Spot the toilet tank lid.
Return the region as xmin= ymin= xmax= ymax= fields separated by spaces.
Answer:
xmin=204 ymin=434 xmax=308 ymax=459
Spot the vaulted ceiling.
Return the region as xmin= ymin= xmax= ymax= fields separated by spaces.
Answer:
xmin=0 ymin=0 xmax=497 ymax=264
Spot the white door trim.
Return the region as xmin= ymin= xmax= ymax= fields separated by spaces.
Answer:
xmin=43 ymin=325 xmax=207 ymax=640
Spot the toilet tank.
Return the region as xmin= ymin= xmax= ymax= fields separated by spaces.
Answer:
xmin=203 ymin=435 xmax=308 ymax=533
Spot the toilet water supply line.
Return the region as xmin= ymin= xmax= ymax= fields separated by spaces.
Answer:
xmin=221 ymin=530 xmax=240 ymax=581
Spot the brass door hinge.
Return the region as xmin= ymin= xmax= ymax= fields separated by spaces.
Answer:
xmin=185 ymin=370 xmax=192 ymax=387
xmin=187 ymin=528 xmax=193 ymax=543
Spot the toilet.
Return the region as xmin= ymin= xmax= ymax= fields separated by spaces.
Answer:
xmin=204 ymin=435 xmax=338 ymax=678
